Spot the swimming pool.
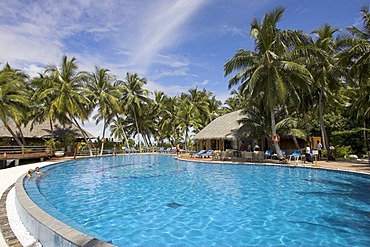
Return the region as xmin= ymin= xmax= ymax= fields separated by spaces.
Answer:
xmin=24 ymin=154 xmax=370 ymax=246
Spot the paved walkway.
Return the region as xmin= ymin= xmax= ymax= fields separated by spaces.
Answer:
xmin=179 ymin=153 xmax=370 ymax=174
xmin=0 ymin=155 xmax=369 ymax=246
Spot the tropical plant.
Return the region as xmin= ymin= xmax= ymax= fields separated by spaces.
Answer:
xmin=118 ymin=73 xmax=149 ymax=152
xmin=41 ymin=56 xmax=93 ymax=155
xmin=0 ymin=63 xmax=30 ymax=146
xmin=87 ymin=67 xmax=121 ymax=155
xmin=339 ymin=5 xmax=370 ymax=152
xmin=224 ymin=6 xmax=313 ymax=161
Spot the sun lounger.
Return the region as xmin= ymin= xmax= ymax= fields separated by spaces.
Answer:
xmin=242 ymin=151 xmax=254 ymax=162
xmin=191 ymin=150 xmax=206 ymax=158
xmin=200 ymin=150 xmax=214 ymax=158
xmin=289 ymin=150 xmax=302 ymax=162
xmin=264 ymin=150 xmax=273 ymax=159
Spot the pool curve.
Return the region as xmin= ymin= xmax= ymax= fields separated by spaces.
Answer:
xmin=16 ymin=155 xmax=370 ymax=246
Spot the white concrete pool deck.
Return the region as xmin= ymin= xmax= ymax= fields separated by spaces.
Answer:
xmin=0 ymin=156 xmax=369 ymax=246
xmin=0 ymin=161 xmax=55 ymax=246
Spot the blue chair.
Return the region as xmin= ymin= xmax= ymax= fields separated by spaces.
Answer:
xmin=131 ymin=147 xmax=138 ymax=153
xmin=124 ymin=147 xmax=130 ymax=153
xmin=191 ymin=150 xmax=206 ymax=158
xmin=272 ymin=150 xmax=286 ymax=159
xmin=264 ymin=150 xmax=273 ymax=159
xmin=158 ymin=147 xmax=164 ymax=153
xmin=200 ymin=150 xmax=214 ymax=158
xmin=289 ymin=150 xmax=302 ymax=161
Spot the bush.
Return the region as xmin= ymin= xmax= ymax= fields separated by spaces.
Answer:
xmin=335 ymin=146 xmax=353 ymax=159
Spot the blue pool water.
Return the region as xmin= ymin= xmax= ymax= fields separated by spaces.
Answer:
xmin=25 ymin=154 xmax=370 ymax=246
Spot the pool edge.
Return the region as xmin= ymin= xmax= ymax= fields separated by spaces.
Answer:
xmin=15 ymin=174 xmax=116 ymax=247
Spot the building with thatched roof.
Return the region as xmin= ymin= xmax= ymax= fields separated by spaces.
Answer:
xmin=0 ymin=120 xmax=95 ymax=145
xmin=194 ymin=109 xmax=311 ymax=152
xmin=194 ymin=110 xmax=256 ymax=151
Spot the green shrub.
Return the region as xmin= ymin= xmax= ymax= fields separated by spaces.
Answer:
xmin=335 ymin=146 xmax=353 ymax=159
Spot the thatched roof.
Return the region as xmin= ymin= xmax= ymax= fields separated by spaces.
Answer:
xmin=0 ymin=120 xmax=95 ymax=139
xmin=194 ymin=110 xmax=245 ymax=140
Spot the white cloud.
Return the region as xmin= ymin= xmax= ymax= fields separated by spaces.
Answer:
xmin=128 ymin=0 xmax=209 ymax=72
xmin=222 ymin=25 xmax=246 ymax=37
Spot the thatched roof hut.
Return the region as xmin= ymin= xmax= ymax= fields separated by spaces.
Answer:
xmin=0 ymin=120 xmax=95 ymax=141
xmin=194 ymin=110 xmax=251 ymax=151
xmin=194 ymin=110 xmax=244 ymax=140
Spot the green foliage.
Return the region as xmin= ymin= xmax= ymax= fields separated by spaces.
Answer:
xmin=335 ymin=146 xmax=354 ymax=159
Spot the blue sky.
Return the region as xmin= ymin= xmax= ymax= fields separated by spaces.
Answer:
xmin=0 ymin=0 xmax=368 ymax=137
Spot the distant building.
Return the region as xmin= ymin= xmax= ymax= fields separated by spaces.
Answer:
xmin=194 ymin=110 xmax=306 ymax=151
xmin=194 ymin=110 xmax=254 ymax=151
xmin=0 ymin=120 xmax=95 ymax=145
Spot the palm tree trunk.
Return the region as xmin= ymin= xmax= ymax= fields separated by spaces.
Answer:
xmin=116 ymin=114 xmax=130 ymax=149
xmin=17 ymin=125 xmax=27 ymax=145
xmin=319 ymin=87 xmax=334 ymax=160
xmin=100 ymin=120 xmax=107 ymax=155
xmin=364 ymin=119 xmax=368 ymax=151
xmin=133 ymin=109 xmax=142 ymax=152
xmin=4 ymin=124 xmax=23 ymax=146
xmin=184 ymin=129 xmax=188 ymax=152
xmin=284 ymin=105 xmax=300 ymax=150
xmin=72 ymin=117 xmax=93 ymax=156
xmin=270 ymin=106 xmax=286 ymax=162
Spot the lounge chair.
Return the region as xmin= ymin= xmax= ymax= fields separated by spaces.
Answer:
xmin=264 ymin=150 xmax=273 ymax=159
xmin=220 ymin=150 xmax=232 ymax=161
xmin=200 ymin=150 xmax=214 ymax=158
xmin=272 ymin=150 xmax=286 ymax=160
xmin=158 ymin=147 xmax=164 ymax=153
xmin=165 ymin=147 xmax=172 ymax=153
xmin=254 ymin=151 xmax=264 ymax=162
xmin=123 ymin=147 xmax=130 ymax=153
xmin=289 ymin=150 xmax=302 ymax=162
xmin=242 ymin=151 xmax=254 ymax=162
xmin=131 ymin=147 xmax=138 ymax=153
xmin=191 ymin=150 xmax=206 ymax=158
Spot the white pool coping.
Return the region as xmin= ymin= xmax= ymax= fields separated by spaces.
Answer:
xmin=1 ymin=160 xmax=115 ymax=247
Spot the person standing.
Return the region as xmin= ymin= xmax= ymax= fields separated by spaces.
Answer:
xmin=316 ymin=141 xmax=322 ymax=159
xmin=305 ymin=144 xmax=312 ymax=163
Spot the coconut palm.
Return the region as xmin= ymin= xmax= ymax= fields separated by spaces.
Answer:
xmin=41 ymin=56 xmax=93 ymax=155
xmin=87 ymin=67 xmax=121 ymax=155
xmin=118 ymin=73 xmax=149 ymax=152
xmin=224 ymin=6 xmax=313 ymax=161
xmin=339 ymin=5 xmax=370 ymax=151
xmin=307 ymin=24 xmax=343 ymax=160
xmin=176 ymin=95 xmax=201 ymax=151
xmin=0 ymin=63 xmax=30 ymax=146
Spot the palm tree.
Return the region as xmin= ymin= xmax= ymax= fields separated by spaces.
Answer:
xmin=118 ymin=73 xmax=149 ymax=152
xmin=41 ymin=56 xmax=93 ymax=155
xmin=339 ymin=5 xmax=370 ymax=152
xmin=307 ymin=24 xmax=343 ymax=160
xmin=176 ymin=96 xmax=201 ymax=151
xmin=87 ymin=67 xmax=121 ymax=155
xmin=224 ymin=7 xmax=313 ymax=161
xmin=0 ymin=63 xmax=30 ymax=146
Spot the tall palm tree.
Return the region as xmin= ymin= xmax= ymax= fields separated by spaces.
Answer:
xmin=176 ymin=96 xmax=201 ymax=151
xmin=87 ymin=67 xmax=121 ymax=155
xmin=119 ymin=73 xmax=149 ymax=152
xmin=0 ymin=64 xmax=30 ymax=146
xmin=41 ymin=56 xmax=93 ymax=155
xmin=224 ymin=7 xmax=313 ymax=161
xmin=339 ymin=5 xmax=370 ymax=152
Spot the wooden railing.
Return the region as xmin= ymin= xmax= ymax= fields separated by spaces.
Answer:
xmin=0 ymin=146 xmax=52 ymax=160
